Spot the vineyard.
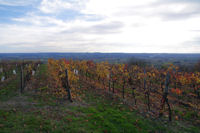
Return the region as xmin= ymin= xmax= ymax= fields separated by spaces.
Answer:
xmin=0 ymin=59 xmax=200 ymax=132
xmin=47 ymin=59 xmax=200 ymax=120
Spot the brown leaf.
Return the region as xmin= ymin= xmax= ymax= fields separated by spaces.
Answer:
xmin=175 ymin=116 xmax=179 ymax=120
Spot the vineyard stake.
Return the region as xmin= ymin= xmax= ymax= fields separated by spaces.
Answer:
xmin=20 ymin=64 xmax=24 ymax=93
xmin=159 ymin=72 xmax=172 ymax=121
xmin=64 ymin=69 xmax=73 ymax=102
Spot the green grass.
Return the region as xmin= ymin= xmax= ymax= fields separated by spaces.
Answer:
xmin=0 ymin=94 xmax=165 ymax=133
xmin=75 ymin=90 xmax=167 ymax=133
xmin=0 ymin=87 xmax=200 ymax=133
xmin=183 ymin=110 xmax=199 ymax=120
xmin=0 ymin=76 xmax=19 ymax=101
xmin=36 ymin=64 xmax=47 ymax=77
xmin=0 ymin=110 xmax=52 ymax=133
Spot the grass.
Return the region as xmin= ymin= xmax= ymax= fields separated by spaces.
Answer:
xmin=36 ymin=64 xmax=47 ymax=78
xmin=0 ymin=75 xmax=19 ymax=101
xmin=0 ymin=91 xmax=166 ymax=133
xmin=0 ymin=88 xmax=200 ymax=133
xmin=76 ymin=89 xmax=168 ymax=133
xmin=0 ymin=110 xmax=52 ymax=133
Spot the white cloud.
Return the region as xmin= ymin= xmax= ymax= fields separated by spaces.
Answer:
xmin=38 ymin=0 xmax=86 ymax=13
xmin=0 ymin=0 xmax=37 ymax=6
xmin=0 ymin=0 xmax=200 ymax=53
xmin=39 ymin=0 xmax=72 ymax=13
xmin=81 ymin=0 xmax=157 ymax=16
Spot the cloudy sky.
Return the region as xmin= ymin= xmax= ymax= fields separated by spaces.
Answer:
xmin=0 ymin=0 xmax=200 ymax=53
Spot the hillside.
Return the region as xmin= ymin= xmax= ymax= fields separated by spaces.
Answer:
xmin=0 ymin=63 xmax=200 ymax=133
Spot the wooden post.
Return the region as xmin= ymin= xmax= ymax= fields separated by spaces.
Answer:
xmin=132 ymin=88 xmax=136 ymax=105
xmin=144 ymin=69 xmax=146 ymax=91
xmin=112 ymin=81 xmax=115 ymax=93
xmin=159 ymin=72 xmax=172 ymax=121
xmin=144 ymin=69 xmax=150 ymax=111
xmin=128 ymin=75 xmax=137 ymax=105
xmin=108 ymin=71 xmax=112 ymax=92
xmin=20 ymin=65 xmax=24 ymax=93
xmin=197 ymin=88 xmax=200 ymax=99
xmin=147 ymin=89 xmax=150 ymax=111
xmin=65 ymin=69 xmax=73 ymax=102
xmin=108 ymin=78 xmax=111 ymax=92
xmin=122 ymin=79 xmax=125 ymax=99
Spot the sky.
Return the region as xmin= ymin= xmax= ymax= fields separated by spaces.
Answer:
xmin=0 ymin=0 xmax=200 ymax=53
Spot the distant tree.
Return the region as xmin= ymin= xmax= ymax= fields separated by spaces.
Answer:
xmin=194 ymin=60 xmax=200 ymax=72
xmin=127 ymin=57 xmax=148 ymax=68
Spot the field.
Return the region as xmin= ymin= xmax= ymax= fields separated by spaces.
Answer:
xmin=0 ymin=59 xmax=200 ymax=133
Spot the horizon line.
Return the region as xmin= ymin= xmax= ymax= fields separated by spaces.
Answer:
xmin=0 ymin=52 xmax=200 ymax=54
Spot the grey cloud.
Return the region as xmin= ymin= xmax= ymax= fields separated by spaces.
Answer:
xmin=190 ymin=30 xmax=200 ymax=32
xmin=91 ymin=21 xmax=124 ymax=34
xmin=159 ymin=0 xmax=200 ymax=4
xmin=182 ymin=37 xmax=200 ymax=47
xmin=116 ymin=0 xmax=200 ymax=21
xmin=159 ymin=11 xmax=200 ymax=20
xmin=151 ymin=0 xmax=200 ymax=20
xmin=61 ymin=21 xmax=124 ymax=35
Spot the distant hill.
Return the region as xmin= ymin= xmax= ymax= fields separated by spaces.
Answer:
xmin=0 ymin=53 xmax=200 ymax=66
